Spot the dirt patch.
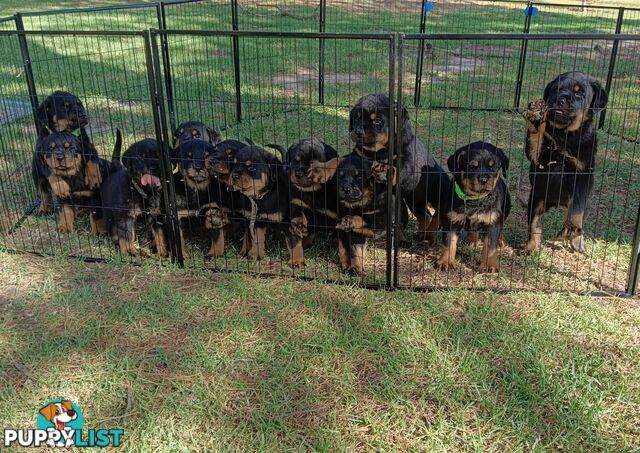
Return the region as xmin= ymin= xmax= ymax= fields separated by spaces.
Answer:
xmin=428 ymin=55 xmax=481 ymax=78
xmin=272 ymin=67 xmax=364 ymax=92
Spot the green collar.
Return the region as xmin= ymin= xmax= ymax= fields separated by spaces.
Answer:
xmin=71 ymin=128 xmax=81 ymax=137
xmin=454 ymin=181 xmax=490 ymax=201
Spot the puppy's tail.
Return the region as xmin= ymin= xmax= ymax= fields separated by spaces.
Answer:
xmin=265 ymin=143 xmax=286 ymax=161
xmin=111 ymin=129 xmax=122 ymax=163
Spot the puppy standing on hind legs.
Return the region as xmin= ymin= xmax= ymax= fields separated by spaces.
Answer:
xmin=437 ymin=141 xmax=511 ymax=273
xmin=523 ymin=71 xmax=608 ymax=253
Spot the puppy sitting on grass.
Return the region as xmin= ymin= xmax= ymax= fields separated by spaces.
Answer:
xmin=229 ymin=145 xmax=303 ymax=267
xmin=437 ymin=141 xmax=511 ymax=273
xmin=334 ymin=153 xmax=397 ymax=275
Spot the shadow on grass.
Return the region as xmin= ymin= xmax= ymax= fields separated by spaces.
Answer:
xmin=0 ymin=254 xmax=635 ymax=450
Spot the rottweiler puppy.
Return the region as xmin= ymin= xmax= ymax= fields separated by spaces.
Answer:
xmin=30 ymin=128 xmax=119 ymax=234
xmin=350 ymin=93 xmax=449 ymax=242
xmin=229 ymin=145 xmax=302 ymax=266
xmin=172 ymin=139 xmax=239 ymax=258
xmin=101 ymin=138 xmax=168 ymax=257
xmin=34 ymin=91 xmax=103 ymax=192
xmin=335 ymin=153 xmax=397 ymax=275
xmin=267 ymin=138 xmax=340 ymax=249
xmin=523 ymin=71 xmax=608 ymax=253
xmin=172 ymin=120 xmax=221 ymax=148
xmin=35 ymin=90 xmax=88 ymax=133
xmin=437 ymin=141 xmax=511 ymax=273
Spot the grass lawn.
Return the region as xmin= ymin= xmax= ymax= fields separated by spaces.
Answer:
xmin=0 ymin=250 xmax=639 ymax=451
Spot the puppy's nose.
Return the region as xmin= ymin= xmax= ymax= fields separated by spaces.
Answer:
xmin=231 ymin=173 xmax=241 ymax=181
xmin=295 ymin=168 xmax=306 ymax=178
xmin=55 ymin=153 xmax=65 ymax=161
xmin=480 ymin=176 xmax=489 ymax=184
xmin=354 ymin=128 xmax=364 ymax=137
xmin=194 ymin=162 xmax=203 ymax=170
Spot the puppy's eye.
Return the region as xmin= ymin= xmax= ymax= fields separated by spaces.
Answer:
xmin=488 ymin=160 xmax=495 ymax=167
xmin=295 ymin=155 xmax=301 ymax=162
xmin=354 ymin=170 xmax=359 ymax=176
xmin=226 ymin=149 xmax=232 ymax=155
xmin=64 ymin=142 xmax=71 ymax=149
xmin=64 ymin=102 xmax=70 ymax=108
xmin=179 ymin=128 xmax=184 ymax=134
xmin=471 ymin=160 xmax=479 ymax=168
xmin=49 ymin=142 xmax=56 ymax=149
xmin=373 ymin=118 xmax=383 ymax=128
xmin=339 ymin=171 xmax=345 ymax=177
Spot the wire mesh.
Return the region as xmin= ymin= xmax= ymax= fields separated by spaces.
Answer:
xmin=157 ymin=30 xmax=395 ymax=287
xmin=0 ymin=31 xmax=163 ymax=262
xmin=1 ymin=0 xmax=639 ymax=295
xmin=401 ymin=33 xmax=640 ymax=293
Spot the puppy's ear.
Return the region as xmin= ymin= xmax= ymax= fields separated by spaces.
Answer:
xmin=448 ymin=150 xmax=465 ymax=174
xmin=206 ymin=126 xmax=220 ymax=145
xmin=589 ymin=78 xmax=609 ymax=113
xmin=447 ymin=154 xmax=456 ymax=173
xmin=37 ymin=125 xmax=50 ymax=144
xmin=169 ymin=145 xmax=181 ymax=166
xmin=494 ymin=146 xmax=509 ymax=178
xmin=324 ymin=143 xmax=338 ymax=160
xmin=35 ymin=98 xmax=50 ymax=130
xmin=543 ymin=75 xmax=561 ymax=102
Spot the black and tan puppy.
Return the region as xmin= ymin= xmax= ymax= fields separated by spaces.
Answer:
xmin=101 ymin=139 xmax=167 ymax=257
xmin=229 ymin=145 xmax=302 ymax=266
xmin=172 ymin=139 xmax=236 ymax=258
xmin=34 ymin=91 xmax=103 ymax=191
xmin=30 ymin=128 xmax=118 ymax=234
xmin=268 ymin=138 xmax=340 ymax=249
xmin=335 ymin=153 xmax=396 ymax=275
xmin=350 ymin=93 xmax=449 ymax=242
xmin=523 ymin=71 xmax=608 ymax=253
xmin=437 ymin=141 xmax=511 ymax=273
xmin=35 ymin=90 xmax=88 ymax=133
xmin=172 ymin=120 xmax=221 ymax=148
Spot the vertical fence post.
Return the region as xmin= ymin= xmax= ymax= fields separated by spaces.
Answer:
xmin=230 ymin=0 xmax=242 ymax=122
xmin=318 ymin=0 xmax=326 ymax=105
xmin=514 ymin=1 xmax=533 ymax=109
xmin=386 ymin=33 xmax=397 ymax=290
xmin=627 ymin=201 xmax=640 ymax=296
xmin=158 ymin=2 xmax=177 ymax=133
xmin=14 ymin=14 xmax=40 ymax=130
xmin=394 ymin=33 xmax=405 ymax=289
xmin=144 ymin=30 xmax=184 ymax=267
xmin=413 ymin=1 xmax=428 ymax=107
xmin=599 ymin=7 xmax=624 ymax=130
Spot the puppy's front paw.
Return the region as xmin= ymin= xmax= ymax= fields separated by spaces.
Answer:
xmin=336 ymin=216 xmax=353 ymax=232
xmin=371 ymin=161 xmax=389 ymax=184
xmin=436 ymin=255 xmax=455 ymax=271
xmin=204 ymin=207 xmax=228 ymax=229
xmin=289 ymin=216 xmax=308 ymax=238
xmin=523 ymin=98 xmax=548 ymax=131
xmin=479 ymin=263 xmax=499 ymax=273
